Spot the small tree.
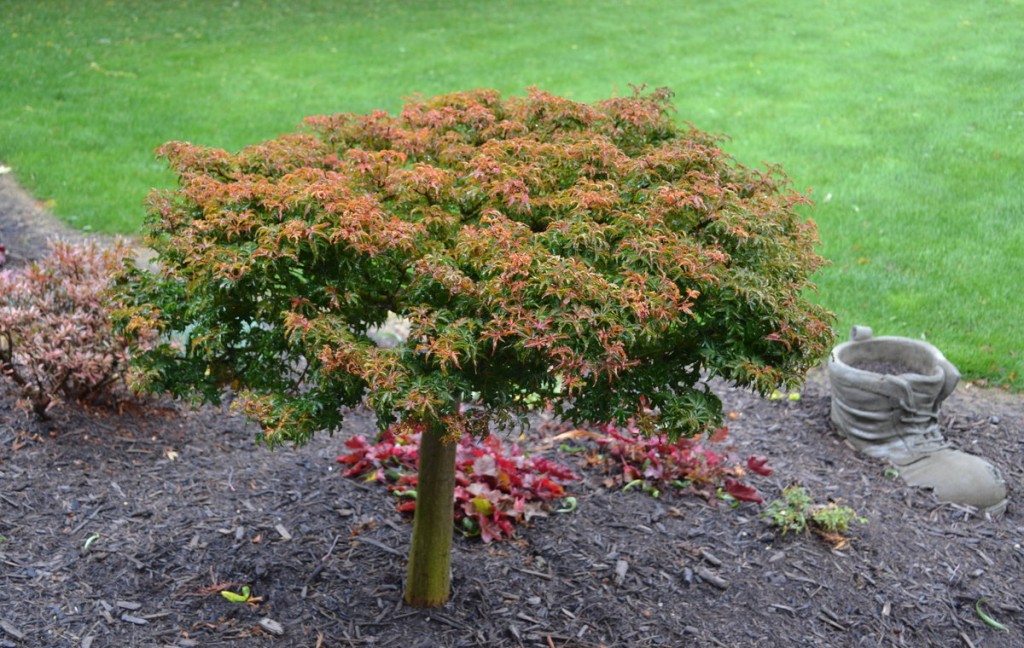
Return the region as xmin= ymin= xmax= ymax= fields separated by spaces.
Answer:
xmin=118 ymin=87 xmax=834 ymax=606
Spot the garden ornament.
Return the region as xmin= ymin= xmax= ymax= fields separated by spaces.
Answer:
xmin=828 ymin=326 xmax=1008 ymax=516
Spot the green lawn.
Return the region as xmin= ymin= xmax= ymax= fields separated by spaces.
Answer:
xmin=2 ymin=0 xmax=1021 ymax=389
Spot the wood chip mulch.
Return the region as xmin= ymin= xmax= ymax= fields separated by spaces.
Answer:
xmin=1 ymin=372 xmax=1021 ymax=648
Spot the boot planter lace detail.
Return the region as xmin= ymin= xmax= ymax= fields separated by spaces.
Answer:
xmin=828 ymin=326 xmax=1008 ymax=516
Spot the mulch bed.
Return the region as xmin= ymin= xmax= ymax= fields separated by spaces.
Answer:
xmin=1 ymin=375 xmax=1021 ymax=648
xmin=1 ymin=172 xmax=1022 ymax=647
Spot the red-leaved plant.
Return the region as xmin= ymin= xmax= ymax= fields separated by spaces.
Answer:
xmin=339 ymin=425 xmax=578 ymax=543
xmin=595 ymin=423 xmax=773 ymax=503
xmin=0 ymin=240 xmax=154 ymax=417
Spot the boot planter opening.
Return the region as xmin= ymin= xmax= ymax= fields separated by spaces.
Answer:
xmin=828 ymin=326 xmax=1008 ymax=516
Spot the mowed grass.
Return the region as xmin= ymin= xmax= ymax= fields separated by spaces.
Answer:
xmin=1 ymin=0 xmax=1021 ymax=389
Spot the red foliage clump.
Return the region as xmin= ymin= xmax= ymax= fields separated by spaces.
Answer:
xmin=596 ymin=423 xmax=772 ymax=503
xmin=339 ymin=425 xmax=578 ymax=543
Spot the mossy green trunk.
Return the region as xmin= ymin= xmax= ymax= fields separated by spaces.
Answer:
xmin=404 ymin=427 xmax=457 ymax=607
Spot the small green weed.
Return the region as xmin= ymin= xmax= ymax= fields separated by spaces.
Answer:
xmin=763 ymin=486 xmax=866 ymax=540
xmin=811 ymin=502 xmax=868 ymax=534
xmin=762 ymin=485 xmax=815 ymax=535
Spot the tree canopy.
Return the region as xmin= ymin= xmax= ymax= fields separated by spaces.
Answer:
xmin=120 ymin=87 xmax=833 ymax=447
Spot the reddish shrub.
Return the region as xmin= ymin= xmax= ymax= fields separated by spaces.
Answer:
xmin=0 ymin=240 xmax=153 ymax=417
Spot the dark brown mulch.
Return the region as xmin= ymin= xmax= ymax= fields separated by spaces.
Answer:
xmin=0 ymin=174 xmax=89 ymax=268
xmin=1 ymin=174 xmax=1022 ymax=648
xmin=1 ymin=378 xmax=1021 ymax=648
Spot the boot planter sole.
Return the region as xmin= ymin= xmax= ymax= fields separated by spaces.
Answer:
xmin=828 ymin=326 xmax=1008 ymax=516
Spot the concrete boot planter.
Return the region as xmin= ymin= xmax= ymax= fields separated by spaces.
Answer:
xmin=828 ymin=326 xmax=1008 ymax=516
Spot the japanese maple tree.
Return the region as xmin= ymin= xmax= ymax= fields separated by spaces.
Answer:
xmin=118 ymin=87 xmax=833 ymax=606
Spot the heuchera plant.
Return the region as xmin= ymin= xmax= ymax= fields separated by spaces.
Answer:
xmin=117 ymin=87 xmax=834 ymax=606
xmin=596 ymin=423 xmax=773 ymax=502
xmin=0 ymin=240 xmax=153 ymax=417
xmin=339 ymin=425 xmax=578 ymax=544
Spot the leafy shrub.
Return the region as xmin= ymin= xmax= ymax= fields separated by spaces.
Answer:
xmin=595 ymin=422 xmax=772 ymax=502
xmin=339 ymin=425 xmax=578 ymax=543
xmin=118 ymin=86 xmax=834 ymax=605
xmin=0 ymin=240 xmax=153 ymax=417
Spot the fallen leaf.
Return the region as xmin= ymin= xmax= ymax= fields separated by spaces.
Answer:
xmin=723 ymin=478 xmax=763 ymax=503
xmin=746 ymin=456 xmax=773 ymax=477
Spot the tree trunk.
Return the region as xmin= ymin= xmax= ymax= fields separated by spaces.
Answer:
xmin=404 ymin=425 xmax=458 ymax=607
